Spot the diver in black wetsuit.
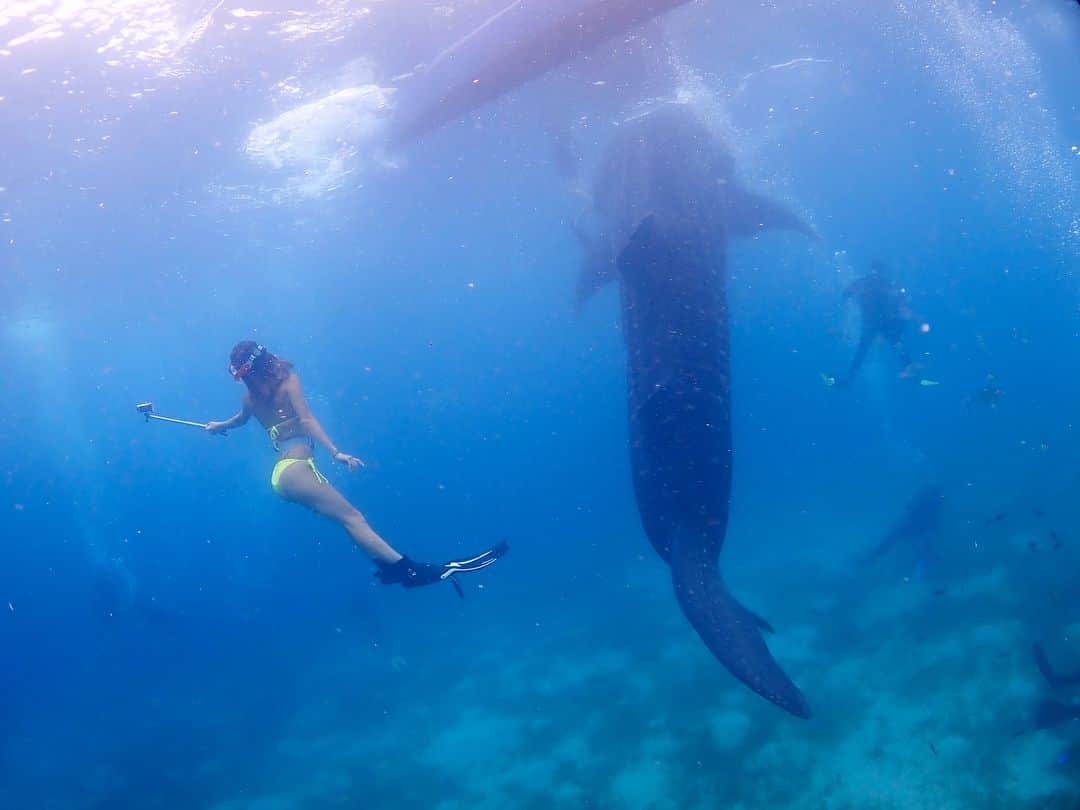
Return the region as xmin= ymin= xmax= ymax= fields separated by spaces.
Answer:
xmin=1031 ymin=643 xmax=1080 ymax=729
xmin=833 ymin=260 xmax=918 ymax=386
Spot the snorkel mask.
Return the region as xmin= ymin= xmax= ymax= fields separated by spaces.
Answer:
xmin=229 ymin=344 xmax=265 ymax=380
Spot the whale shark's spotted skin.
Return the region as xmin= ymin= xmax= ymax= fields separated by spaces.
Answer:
xmin=584 ymin=106 xmax=814 ymax=718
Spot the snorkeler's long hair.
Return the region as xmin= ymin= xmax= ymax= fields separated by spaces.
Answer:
xmin=230 ymin=340 xmax=293 ymax=402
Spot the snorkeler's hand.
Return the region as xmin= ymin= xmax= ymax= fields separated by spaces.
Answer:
xmin=205 ymin=421 xmax=228 ymax=435
xmin=333 ymin=451 xmax=364 ymax=472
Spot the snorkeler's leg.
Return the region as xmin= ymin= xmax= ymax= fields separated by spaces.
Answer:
xmin=839 ymin=334 xmax=873 ymax=386
xmin=277 ymin=460 xmax=509 ymax=593
xmin=893 ymin=341 xmax=919 ymax=379
xmin=276 ymin=462 xmax=402 ymax=564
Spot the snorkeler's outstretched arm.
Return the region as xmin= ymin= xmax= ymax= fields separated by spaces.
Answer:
xmin=376 ymin=542 xmax=509 ymax=598
xmin=206 ymin=395 xmax=253 ymax=434
xmin=283 ymin=374 xmax=364 ymax=470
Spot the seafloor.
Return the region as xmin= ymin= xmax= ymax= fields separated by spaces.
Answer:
xmin=5 ymin=482 xmax=1078 ymax=809
xmin=197 ymin=505 xmax=1079 ymax=809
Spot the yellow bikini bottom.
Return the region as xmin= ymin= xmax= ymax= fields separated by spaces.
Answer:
xmin=271 ymin=456 xmax=329 ymax=495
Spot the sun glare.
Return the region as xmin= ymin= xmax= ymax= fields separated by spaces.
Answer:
xmin=1 ymin=0 xmax=192 ymax=71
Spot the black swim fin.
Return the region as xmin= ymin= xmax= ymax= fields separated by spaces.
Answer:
xmin=376 ymin=542 xmax=509 ymax=597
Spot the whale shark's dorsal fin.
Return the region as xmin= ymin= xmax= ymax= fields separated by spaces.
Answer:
xmin=724 ymin=186 xmax=818 ymax=241
xmin=619 ymin=213 xmax=660 ymax=257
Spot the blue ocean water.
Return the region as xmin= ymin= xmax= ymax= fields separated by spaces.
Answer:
xmin=1 ymin=1 xmax=1079 ymax=807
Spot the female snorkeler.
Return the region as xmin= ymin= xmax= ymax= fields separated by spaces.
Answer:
xmin=207 ymin=341 xmax=507 ymax=594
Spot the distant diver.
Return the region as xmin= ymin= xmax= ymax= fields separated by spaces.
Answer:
xmin=1031 ymin=643 xmax=1080 ymax=730
xmin=863 ymin=485 xmax=944 ymax=565
xmin=93 ymin=555 xmax=179 ymax=624
xmin=207 ymin=342 xmax=507 ymax=595
xmin=1034 ymin=643 xmax=1080 ymax=690
xmin=92 ymin=555 xmax=141 ymax=620
xmin=965 ymin=373 xmax=1005 ymax=408
xmin=828 ymin=260 xmax=923 ymax=386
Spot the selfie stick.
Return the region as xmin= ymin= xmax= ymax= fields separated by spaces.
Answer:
xmin=136 ymin=401 xmax=222 ymax=433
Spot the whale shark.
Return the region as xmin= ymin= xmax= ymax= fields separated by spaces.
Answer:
xmin=388 ymin=0 xmax=692 ymax=145
xmin=578 ymin=104 xmax=815 ymax=718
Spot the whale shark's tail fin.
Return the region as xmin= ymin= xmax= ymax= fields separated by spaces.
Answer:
xmin=669 ymin=535 xmax=811 ymax=719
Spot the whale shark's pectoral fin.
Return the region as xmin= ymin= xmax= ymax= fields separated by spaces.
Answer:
xmin=576 ymin=212 xmax=660 ymax=309
xmin=724 ymin=187 xmax=819 ymax=241
xmin=615 ymin=213 xmax=662 ymax=264
xmin=573 ymin=225 xmax=616 ymax=309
